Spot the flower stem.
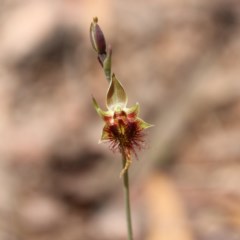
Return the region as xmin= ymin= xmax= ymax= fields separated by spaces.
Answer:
xmin=122 ymin=155 xmax=134 ymax=240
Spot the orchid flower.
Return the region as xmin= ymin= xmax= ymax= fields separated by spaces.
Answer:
xmin=93 ymin=74 xmax=152 ymax=176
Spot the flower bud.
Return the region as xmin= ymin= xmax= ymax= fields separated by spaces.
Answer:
xmin=90 ymin=17 xmax=106 ymax=55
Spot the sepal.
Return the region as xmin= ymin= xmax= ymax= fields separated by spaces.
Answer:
xmin=107 ymin=74 xmax=128 ymax=111
xmin=92 ymin=97 xmax=112 ymax=121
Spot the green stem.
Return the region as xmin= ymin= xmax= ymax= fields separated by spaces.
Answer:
xmin=122 ymin=155 xmax=134 ymax=240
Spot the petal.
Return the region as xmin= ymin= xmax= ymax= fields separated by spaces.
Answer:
xmin=126 ymin=102 xmax=139 ymax=119
xmin=92 ymin=97 xmax=112 ymax=120
xmin=137 ymin=117 xmax=154 ymax=130
xmin=107 ymin=74 xmax=128 ymax=111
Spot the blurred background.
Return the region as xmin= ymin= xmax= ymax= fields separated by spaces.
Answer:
xmin=0 ymin=0 xmax=240 ymax=239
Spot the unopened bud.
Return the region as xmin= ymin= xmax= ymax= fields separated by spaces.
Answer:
xmin=90 ymin=17 xmax=106 ymax=55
